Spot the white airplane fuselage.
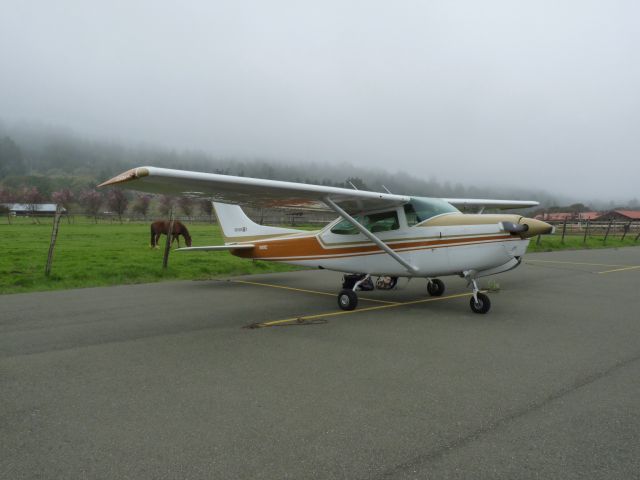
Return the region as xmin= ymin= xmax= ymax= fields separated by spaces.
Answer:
xmin=232 ymin=211 xmax=544 ymax=279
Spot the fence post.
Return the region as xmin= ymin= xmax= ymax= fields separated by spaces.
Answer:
xmin=162 ymin=208 xmax=175 ymax=269
xmin=45 ymin=204 xmax=64 ymax=276
xmin=583 ymin=220 xmax=590 ymax=244
xmin=561 ymin=218 xmax=567 ymax=244
xmin=603 ymin=219 xmax=613 ymax=244
xmin=621 ymin=221 xmax=631 ymax=241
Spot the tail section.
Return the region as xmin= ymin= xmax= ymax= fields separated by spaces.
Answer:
xmin=212 ymin=202 xmax=303 ymax=243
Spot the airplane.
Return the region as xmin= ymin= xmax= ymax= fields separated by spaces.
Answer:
xmin=99 ymin=166 xmax=553 ymax=314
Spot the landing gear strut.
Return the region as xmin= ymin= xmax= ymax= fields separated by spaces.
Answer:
xmin=468 ymin=277 xmax=491 ymax=314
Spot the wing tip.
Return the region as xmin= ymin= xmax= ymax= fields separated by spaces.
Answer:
xmin=97 ymin=167 xmax=150 ymax=188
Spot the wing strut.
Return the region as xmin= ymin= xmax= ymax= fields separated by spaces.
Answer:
xmin=323 ymin=197 xmax=419 ymax=274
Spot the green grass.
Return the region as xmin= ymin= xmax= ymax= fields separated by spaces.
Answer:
xmin=527 ymin=233 xmax=640 ymax=252
xmin=0 ymin=217 xmax=302 ymax=294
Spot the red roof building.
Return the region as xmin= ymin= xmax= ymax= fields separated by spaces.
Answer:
xmin=535 ymin=212 xmax=579 ymax=221
xmin=578 ymin=211 xmax=600 ymax=221
xmin=596 ymin=210 xmax=640 ymax=221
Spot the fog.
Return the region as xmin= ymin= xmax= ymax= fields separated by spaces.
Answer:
xmin=1 ymin=0 xmax=639 ymax=201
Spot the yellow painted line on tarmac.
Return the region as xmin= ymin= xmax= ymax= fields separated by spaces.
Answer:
xmin=526 ymin=259 xmax=630 ymax=268
xmin=597 ymin=265 xmax=640 ymax=274
xmin=231 ymin=279 xmax=398 ymax=304
xmin=526 ymin=259 xmax=640 ymax=275
xmin=256 ymin=292 xmax=474 ymax=328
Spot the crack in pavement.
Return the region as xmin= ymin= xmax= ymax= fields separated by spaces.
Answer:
xmin=379 ymin=351 xmax=640 ymax=479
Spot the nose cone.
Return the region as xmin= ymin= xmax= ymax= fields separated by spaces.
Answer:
xmin=519 ymin=218 xmax=554 ymax=237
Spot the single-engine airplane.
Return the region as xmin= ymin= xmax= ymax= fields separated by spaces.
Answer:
xmin=99 ymin=167 xmax=553 ymax=314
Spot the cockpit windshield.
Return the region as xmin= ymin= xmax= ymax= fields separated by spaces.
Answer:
xmin=404 ymin=197 xmax=459 ymax=226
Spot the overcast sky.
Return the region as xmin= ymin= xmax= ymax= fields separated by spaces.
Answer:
xmin=1 ymin=0 xmax=639 ymax=200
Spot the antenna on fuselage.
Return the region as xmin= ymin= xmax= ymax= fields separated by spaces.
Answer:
xmin=381 ymin=185 xmax=392 ymax=194
xmin=348 ymin=181 xmax=359 ymax=190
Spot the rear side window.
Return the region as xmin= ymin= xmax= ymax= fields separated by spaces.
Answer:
xmin=330 ymin=210 xmax=400 ymax=235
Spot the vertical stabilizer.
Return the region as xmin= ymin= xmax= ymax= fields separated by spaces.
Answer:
xmin=213 ymin=202 xmax=303 ymax=243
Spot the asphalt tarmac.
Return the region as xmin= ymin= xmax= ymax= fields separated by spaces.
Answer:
xmin=2 ymin=247 xmax=640 ymax=479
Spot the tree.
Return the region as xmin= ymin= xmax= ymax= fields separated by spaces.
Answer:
xmin=80 ymin=189 xmax=103 ymax=223
xmin=21 ymin=186 xmax=43 ymax=223
xmin=0 ymin=136 xmax=26 ymax=178
xmin=178 ymin=196 xmax=194 ymax=218
xmin=158 ymin=195 xmax=176 ymax=217
xmin=344 ymin=177 xmax=369 ymax=190
xmin=132 ymin=195 xmax=151 ymax=219
xmin=199 ymin=199 xmax=213 ymax=222
xmin=52 ymin=188 xmax=74 ymax=223
xmin=107 ymin=189 xmax=129 ymax=223
xmin=0 ymin=203 xmax=9 ymax=223
xmin=0 ymin=186 xmax=15 ymax=203
xmin=0 ymin=187 xmax=15 ymax=223
xmin=569 ymin=203 xmax=589 ymax=213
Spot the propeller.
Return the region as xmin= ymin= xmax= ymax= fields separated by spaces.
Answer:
xmin=499 ymin=221 xmax=529 ymax=235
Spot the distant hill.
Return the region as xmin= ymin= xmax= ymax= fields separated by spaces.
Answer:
xmin=0 ymin=120 xmax=579 ymax=209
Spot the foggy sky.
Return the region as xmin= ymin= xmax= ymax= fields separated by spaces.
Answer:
xmin=1 ymin=0 xmax=639 ymax=201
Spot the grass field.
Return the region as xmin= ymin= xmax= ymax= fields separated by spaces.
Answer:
xmin=0 ymin=217 xmax=304 ymax=294
xmin=1 ymin=216 xmax=638 ymax=294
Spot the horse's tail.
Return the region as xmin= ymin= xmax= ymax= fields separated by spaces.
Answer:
xmin=212 ymin=202 xmax=303 ymax=243
xmin=150 ymin=223 xmax=156 ymax=247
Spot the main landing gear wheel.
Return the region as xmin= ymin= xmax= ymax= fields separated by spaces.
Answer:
xmin=338 ymin=289 xmax=358 ymax=311
xmin=470 ymin=292 xmax=491 ymax=314
xmin=427 ymin=278 xmax=445 ymax=297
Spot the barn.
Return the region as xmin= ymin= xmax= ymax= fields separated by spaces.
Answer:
xmin=1 ymin=203 xmax=66 ymax=216
xmin=595 ymin=210 xmax=640 ymax=222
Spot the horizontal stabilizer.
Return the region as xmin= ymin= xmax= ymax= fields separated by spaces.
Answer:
xmin=176 ymin=244 xmax=255 ymax=252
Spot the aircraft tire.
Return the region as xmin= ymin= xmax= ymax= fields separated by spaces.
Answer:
xmin=427 ymin=279 xmax=445 ymax=296
xmin=470 ymin=293 xmax=491 ymax=314
xmin=338 ymin=289 xmax=358 ymax=311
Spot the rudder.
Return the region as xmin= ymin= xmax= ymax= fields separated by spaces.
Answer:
xmin=212 ymin=202 xmax=303 ymax=243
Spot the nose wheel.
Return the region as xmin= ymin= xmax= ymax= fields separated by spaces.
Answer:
xmin=470 ymin=292 xmax=491 ymax=314
xmin=468 ymin=277 xmax=491 ymax=314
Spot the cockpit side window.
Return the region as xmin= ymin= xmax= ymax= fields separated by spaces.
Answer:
xmin=330 ymin=216 xmax=362 ymax=235
xmin=404 ymin=204 xmax=420 ymax=227
xmin=404 ymin=197 xmax=459 ymax=226
xmin=330 ymin=210 xmax=400 ymax=235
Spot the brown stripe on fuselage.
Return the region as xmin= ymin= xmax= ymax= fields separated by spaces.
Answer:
xmin=234 ymin=233 xmax=514 ymax=260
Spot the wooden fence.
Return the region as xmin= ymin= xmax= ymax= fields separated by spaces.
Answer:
xmin=544 ymin=220 xmax=640 ymax=243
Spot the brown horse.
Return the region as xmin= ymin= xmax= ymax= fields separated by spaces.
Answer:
xmin=150 ymin=220 xmax=192 ymax=248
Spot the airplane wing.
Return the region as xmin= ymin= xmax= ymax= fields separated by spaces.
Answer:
xmin=98 ymin=166 xmax=409 ymax=214
xmin=443 ymin=198 xmax=539 ymax=210
xmin=99 ymin=166 xmax=540 ymax=213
